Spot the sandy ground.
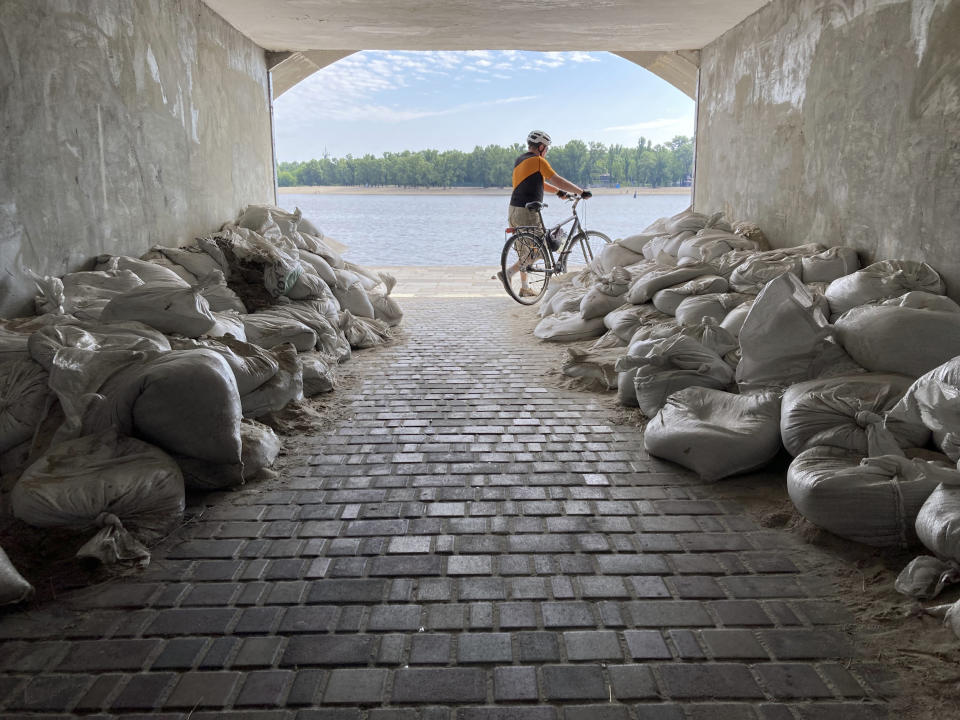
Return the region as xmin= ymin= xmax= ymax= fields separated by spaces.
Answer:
xmin=279 ymin=185 xmax=691 ymax=197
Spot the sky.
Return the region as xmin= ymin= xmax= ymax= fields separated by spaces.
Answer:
xmin=273 ymin=50 xmax=695 ymax=162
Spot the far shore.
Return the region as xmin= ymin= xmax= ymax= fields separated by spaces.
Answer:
xmin=278 ymin=185 xmax=691 ymax=197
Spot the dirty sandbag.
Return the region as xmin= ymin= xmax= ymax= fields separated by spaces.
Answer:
xmin=895 ymin=556 xmax=960 ymax=599
xmin=28 ymin=322 xmax=171 ymax=371
xmin=736 ymin=273 xmax=840 ymax=392
xmin=705 ymin=248 xmax=756 ymax=277
xmin=780 ymin=374 xmax=929 ymax=457
xmin=138 ymin=249 xmax=201 ymax=284
xmin=370 ymin=273 xmax=403 ymax=327
xmin=0 ymin=315 xmax=65 ymax=362
xmin=237 ymin=203 xmax=299 ymax=236
xmin=301 ymin=352 xmax=336 ymax=396
xmin=580 ymin=268 xmax=632 ymax=320
xmin=0 ymin=545 xmax=33 ymax=606
xmin=241 ymin=343 xmax=303 ymax=418
xmin=626 ymin=264 xmax=714 ymax=305
xmin=665 ymin=207 xmax=712 ymax=235
xmin=719 ymin=299 xmax=755 ymax=338
xmin=653 ymin=276 xmax=729 ymax=316
xmin=678 ymin=317 xmax=738 ymax=358
xmin=156 ymin=245 xmax=226 ymax=279
xmin=728 ymin=251 xmax=806 ymax=294
xmin=286 ymin=266 xmax=331 ymax=301
xmin=825 ymin=259 xmax=946 ymax=318
xmin=787 ymin=448 xmax=948 ymax=547
xmin=169 ymin=336 xmax=279 ymax=395
xmin=299 ymin=250 xmax=338 ymax=287
xmin=628 ymin=318 xmax=682 ymax=343
xmin=677 ymin=229 xmax=763 ymax=266
xmin=588 ymin=329 xmax=626 ymax=351
xmin=886 ymin=357 xmax=960 ymax=463
xmin=87 ymin=349 xmax=243 ymax=466
xmin=331 ymin=270 xmax=375 ymax=318
xmin=206 ymin=310 xmax=247 ymax=341
xmin=641 ymin=233 xmax=688 ymax=261
xmin=27 ymin=269 xmax=66 ymax=315
xmin=343 ymin=261 xmax=385 ymax=293
xmin=562 ymin=347 xmax=620 ymax=390
xmin=11 ymin=429 xmax=185 ymax=564
xmin=341 ymin=311 xmax=391 ymax=350
xmin=534 ymin=312 xmax=606 ymax=343
xmin=835 ymin=305 xmax=960 ymax=379
xmin=882 ymin=291 xmax=960 ymax=314
xmin=644 ymin=388 xmax=782 ymax=481
xmin=0 ymin=360 xmax=52 ymax=455
xmin=604 ymin=304 xmax=671 ymax=342
xmin=96 ymin=255 xmax=190 ymax=287
xmin=100 ymin=280 xmax=217 ymax=337
xmin=801 ymin=246 xmax=861 ymax=284
xmin=60 ymin=269 xmax=144 ymax=314
xmin=540 ymin=286 xmax=587 ymax=318
xmin=592 ymin=242 xmax=645 ymax=275
xmin=240 ymin=418 xmax=281 ymax=478
xmin=270 ymin=302 xmax=350 ymax=359
xmin=198 ymin=272 xmax=248 ymax=314
xmin=617 ymin=367 xmax=640 ymax=407
xmin=674 ymin=292 xmax=752 ymax=327
xmin=916 ymin=475 xmax=960 ymax=562
xmin=616 ymin=232 xmax=660 ymax=255
xmin=242 ymin=312 xmax=317 ymax=352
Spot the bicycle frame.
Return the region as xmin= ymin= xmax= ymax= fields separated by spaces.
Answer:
xmin=509 ymin=196 xmax=587 ymax=274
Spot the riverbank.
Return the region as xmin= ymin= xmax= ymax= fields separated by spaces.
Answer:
xmin=279 ymin=185 xmax=691 ymax=197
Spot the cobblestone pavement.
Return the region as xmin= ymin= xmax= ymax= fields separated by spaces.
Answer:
xmin=0 ymin=292 xmax=892 ymax=719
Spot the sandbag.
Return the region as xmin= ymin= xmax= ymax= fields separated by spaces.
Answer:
xmin=728 ymin=251 xmax=806 ymax=294
xmin=616 ymin=232 xmax=659 ymax=255
xmin=644 ymin=388 xmax=782 ymax=481
xmin=100 ymin=281 xmax=217 ymax=337
xmin=780 ymin=374 xmax=929 ymax=457
xmin=242 ymin=313 xmax=317 ymax=352
xmin=580 ymin=267 xmax=632 ymax=320
xmin=678 ymin=317 xmax=738 ymax=358
xmin=61 ymin=270 xmax=144 ymax=314
xmin=301 ymin=353 xmax=336 ymax=396
xmin=801 ymin=247 xmax=861 ymax=284
xmin=298 ymin=250 xmax=338 ymax=286
xmin=882 ymin=291 xmax=960 ymax=314
xmin=369 ymin=273 xmax=404 ymax=327
xmin=787 ymin=448 xmax=947 ymax=547
xmin=0 ymin=360 xmax=51 ymax=455
xmin=96 ymin=255 xmax=191 ymax=287
xmin=592 ymin=242 xmax=645 ymax=275
xmin=0 ymin=545 xmax=33 ymax=606
xmin=241 ymin=344 xmax=303 ymax=418
xmin=835 ymin=305 xmax=960 ymax=378
xmin=825 ymin=260 xmax=945 ymax=317
xmin=534 ymin=312 xmax=606 ymax=342
xmin=341 ymin=311 xmax=391 ymax=349
xmin=674 ymin=292 xmax=751 ymax=327
xmin=676 ymin=229 xmax=762 ymax=265
xmin=603 ymin=304 xmax=671 ymax=342
xmin=895 ymin=556 xmax=960 ymax=600
xmin=562 ymin=348 xmax=620 ymax=390
xmin=641 ymin=233 xmax=689 ymax=262
xmin=12 ymin=429 xmax=185 ymax=564
xmin=916 ymin=475 xmax=960 ymax=562
xmin=168 ymin=336 xmax=279 ymax=395
xmin=87 ymin=349 xmax=243 ymax=466
xmin=628 ymin=318 xmax=682 ymax=343
xmin=207 ymin=310 xmax=247 ymax=341
xmin=652 ymin=275 xmax=728 ymax=316
xmin=719 ymin=300 xmax=755 ymax=338
xmin=156 ymin=245 xmax=226 ymax=279
xmin=617 ymin=368 xmax=640 ymax=407
xmin=240 ymin=418 xmax=282 ymax=477
xmin=200 ymin=280 xmax=248 ymax=314
xmin=736 ymin=273 xmax=855 ymax=391
xmin=28 ymin=322 xmax=171 ymax=372
xmin=332 ymin=270 xmax=375 ymax=318
xmin=626 ymin=264 xmax=713 ymax=305
xmin=274 ymin=302 xmax=351 ymax=358
xmin=887 ymin=357 xmax=960 ymax=462
xmin=539 ymin=286 xmax=587 ymax=318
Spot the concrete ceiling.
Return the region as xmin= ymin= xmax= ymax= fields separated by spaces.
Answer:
xmin=203 ymin=0 xmax=770 ymax=99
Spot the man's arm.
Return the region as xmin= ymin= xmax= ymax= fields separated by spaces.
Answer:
xmin=545 ymin=175 xmax=585 ymax=196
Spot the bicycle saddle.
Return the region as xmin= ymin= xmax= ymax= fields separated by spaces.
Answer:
xmin=525 ymin=201 xmax=545 ymax=211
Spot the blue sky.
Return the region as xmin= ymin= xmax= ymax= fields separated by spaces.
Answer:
xmin=274 ymin=50 xmax=695 ymax=161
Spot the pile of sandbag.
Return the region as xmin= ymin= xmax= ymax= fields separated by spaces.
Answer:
xmin=0 ymin=204 xmax=402 ymax=591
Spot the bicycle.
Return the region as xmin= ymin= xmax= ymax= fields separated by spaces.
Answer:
xmin=499 ymin=193 xmax=612 ymax=305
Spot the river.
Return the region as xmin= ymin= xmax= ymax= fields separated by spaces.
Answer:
xmin=278 ymin=192 xmax=690 ymax=267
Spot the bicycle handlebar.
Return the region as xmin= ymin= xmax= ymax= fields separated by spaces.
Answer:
xmin=556 ymin=190 xmax=592 ymax=200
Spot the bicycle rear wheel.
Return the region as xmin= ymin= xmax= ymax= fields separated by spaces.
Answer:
xmin=500 ymin=232 xmax=551 ymax=305
xmin=565 ymin=230 xmax=613 ymax=273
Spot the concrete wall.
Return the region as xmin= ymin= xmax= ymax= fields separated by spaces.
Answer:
xmin=695 ymin=0 xmax=960 ymax=299
xmin=0 ymin=0 xmax=275 ymax=317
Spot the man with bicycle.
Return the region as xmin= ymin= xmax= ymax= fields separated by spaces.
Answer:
xmin=499 ymin=130 xmax=591 ymax=296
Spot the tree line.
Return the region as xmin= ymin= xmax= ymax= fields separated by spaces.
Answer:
xmin=277 ymin=136 xmax=693 ymax=189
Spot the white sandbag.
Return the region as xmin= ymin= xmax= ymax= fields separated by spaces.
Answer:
xmin=603 ymin=304 xmax=671 ymax=342
xmin=678 ymin=317 xmax=739 ymax=358
xmin=156 ymin=245 xmax=226 ymax=279
xmin=629 ymin=318 xmax=682 ymax=343
xmin=28 ymin=322 xmax=171 ymax=371
xmin=369 ymin=273 xmax=404 ymax=327
xmin=780 ymin=374 xmax=929 ymax=457
xmin=736 ymin=273 xmax=854 ymax=391
xmin=240 ymin=418 xmax=281 ymax=477
xmin=617 ymin=368 xmax=640 ymax=407
xmin=641 ymin=233 xmax=689 ymax=262
xmin=644 ymin=388 xmax=782 ymax=481
xmin=916 ymin=475 xmax=960 ymax=562
xmin=243 ymin=313 xmax=317 ymax=352
xmin=626 ymin=264 xmax=715 ymax=305
xmin=801 ymin=246 xmax=861 ymax=284
xmin=12 ymin=429 xmax=185 ymax=564
xmin=0 ymin=360 xmax=51 ymax=455
xmin=887 ymin=357 xmax=960 ymax=462
xmin=286 ymin=267 xmax=332 ymax=301
xmin=580 ymin=267 xmax=632 ymax=320
xmin=100 ymin=281 xmax=217 ymax=337
xmin=616 ymin=232 xmax=659 ymax=255
xmin=704 ymin=248 xmax=756 ymax=278
xmin=835 ymin=305 xmax=960 ymax=378
xmin=677 ymin=229 xmax=763 ymax=265
xmin=719 ymin=300 xmax=755 ymax=338
xmin=298 ymin=250 xmax=338 ymax=286
xmin=169 ymin=336 xmax=279 ymax=395
xmin=241 ymin=344 xmax=304 ymax=418
xmin=882 ymin=291 xmax=960 ymax=314
xmin=0 ymin=545 xmax=33 ymax=606
xmin=341 ymin=311 xmax=391 ymax=349
xmin=562 ymin=347 xmax=620 ymax=390
xmin=539 ymin=286 xmax=587 ymax=318
xmin=652 ymin=275 xmax=729 ymax=316
xmin=200 ymin=281 xmax=248 ymax=314
xmin=96 ymin=255 xmax=191 ymax=286
xmin=61 ymin=270 xmax=144 ymax=314
xmin=534 ymin=312 xmax=606 ymax=342
xmin=895 ymin=556 xmax=960 ymax=600
xmin=332 ymin=270 xmax=375 ymax=318
xmin=673 ymin=291 xmax=752 ymax=327
xmin=593 ymin=242 xmax=645 ymax=275
xmin=825 ymin=260 xmax=946 ymax=318
xmin=207 ymin=310 xmax=247 ymax=341
xmin=301 ymin=353 xmax=336 ymax=396
xmin=87 ymin=350 xmax=243 ymax=466
xmin=787 ymin=448 xmax=948 ymax=547
xmin=271 ymin=302 xmax=350 ymax=358
xmin=728 ymin=251 xmax=805 ymax=294
xmin=665 ymin=207 xmax=715 ymax=235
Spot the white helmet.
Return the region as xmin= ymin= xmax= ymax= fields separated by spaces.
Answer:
xmin=526 ymin=130 xmax=552 ymax=147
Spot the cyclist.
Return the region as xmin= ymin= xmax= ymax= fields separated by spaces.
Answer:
xmin=499 ymin=130 xmax=591 ymax=295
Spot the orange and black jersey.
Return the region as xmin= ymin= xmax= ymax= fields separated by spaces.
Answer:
xmin=510 ymin=152 xmax=557 ymax=208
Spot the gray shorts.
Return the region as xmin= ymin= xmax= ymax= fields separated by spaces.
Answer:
xmin=508 ymin=205 xmax=543 ymax=231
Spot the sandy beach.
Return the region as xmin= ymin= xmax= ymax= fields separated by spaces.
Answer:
xmin=279 ymin=185 xmax=691 ymax=197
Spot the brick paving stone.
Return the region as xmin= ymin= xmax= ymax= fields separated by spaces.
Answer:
xmin=73 ymin=672 xmax=122 ymax=712
xmin=564 ymin=629 xmax=623 ymax=660
xmin=234 ymin=669 xmax=293 ymax=707
xmin=111 ymin=672 xmax=177 ymax=711
xmin=755 ymin=663 xmax=834 ymax=698
xmin=516 ymin=631 xmax=562 ymax=662
xmin=56 ymin=638 xmax=161 ymax=672
xmin=308 ymin=579 xmax=385 ymax=603
xmin=323 ymin=668 xmax=388 ymax=704
xmin=233 ymin=636 xmax=285 ymax=668
xmin=165 ymin=670 xmax=240 ymax=709
xmin=410 ymin=634 xmax=452 ymax=664
xmin=542 ymin=602 xmax=597 ymax=628
xmin=392 ymin=668 xmax=486 ymax=703
xmin=198 ymin=636 xmax=239 ymax=668
xmin=709 ymin=600 xmax=776 ymax=627
xmin=608 ymin=664 xmax=659 ymax=699
xmin=794 ymin=703 xmax=889 ymax=720
xmin=279 ymin=606 xmax=338 ymax=633
xmin=280 ymin=635 xmax=374 ymax=666
xmin=457 ymin=632 xmax=512 ymax=663
xmin=700 ymin=629 xmax=770 ymax=659
xmin=760 ymin=629 xmax=857 ymax=659
xmin=493 ymin=666 xmax=538 ymax=701
xmin=145 ymin=608 xmax=236 ymax=636
xmin=624 ymin=629 xmax=672 ymax=659
xmin=457 ymin=708 xmax=557 ymax=720
xmin=659 ymin=663 xmax=765 ymax=699
xmin=563 ymin=706 xmax=631 ymax=720
xmin=666 ymin=629 xmax=706 ymax=658
xmin=626 ymin=600 xmax=713 ymax=626
xmin=685 ymin=703 xmax=760 ymax=720
xmin=540 ymin=665 xmax=606 ymax=700
xmin=367 ymin=604 xmax=422 ymax=631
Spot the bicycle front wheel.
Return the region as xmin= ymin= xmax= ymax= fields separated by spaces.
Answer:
xmin=500 ymin=232 xmax=551 ymax=305
xmin=566 ymin=230 xmax=613 ymax=273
